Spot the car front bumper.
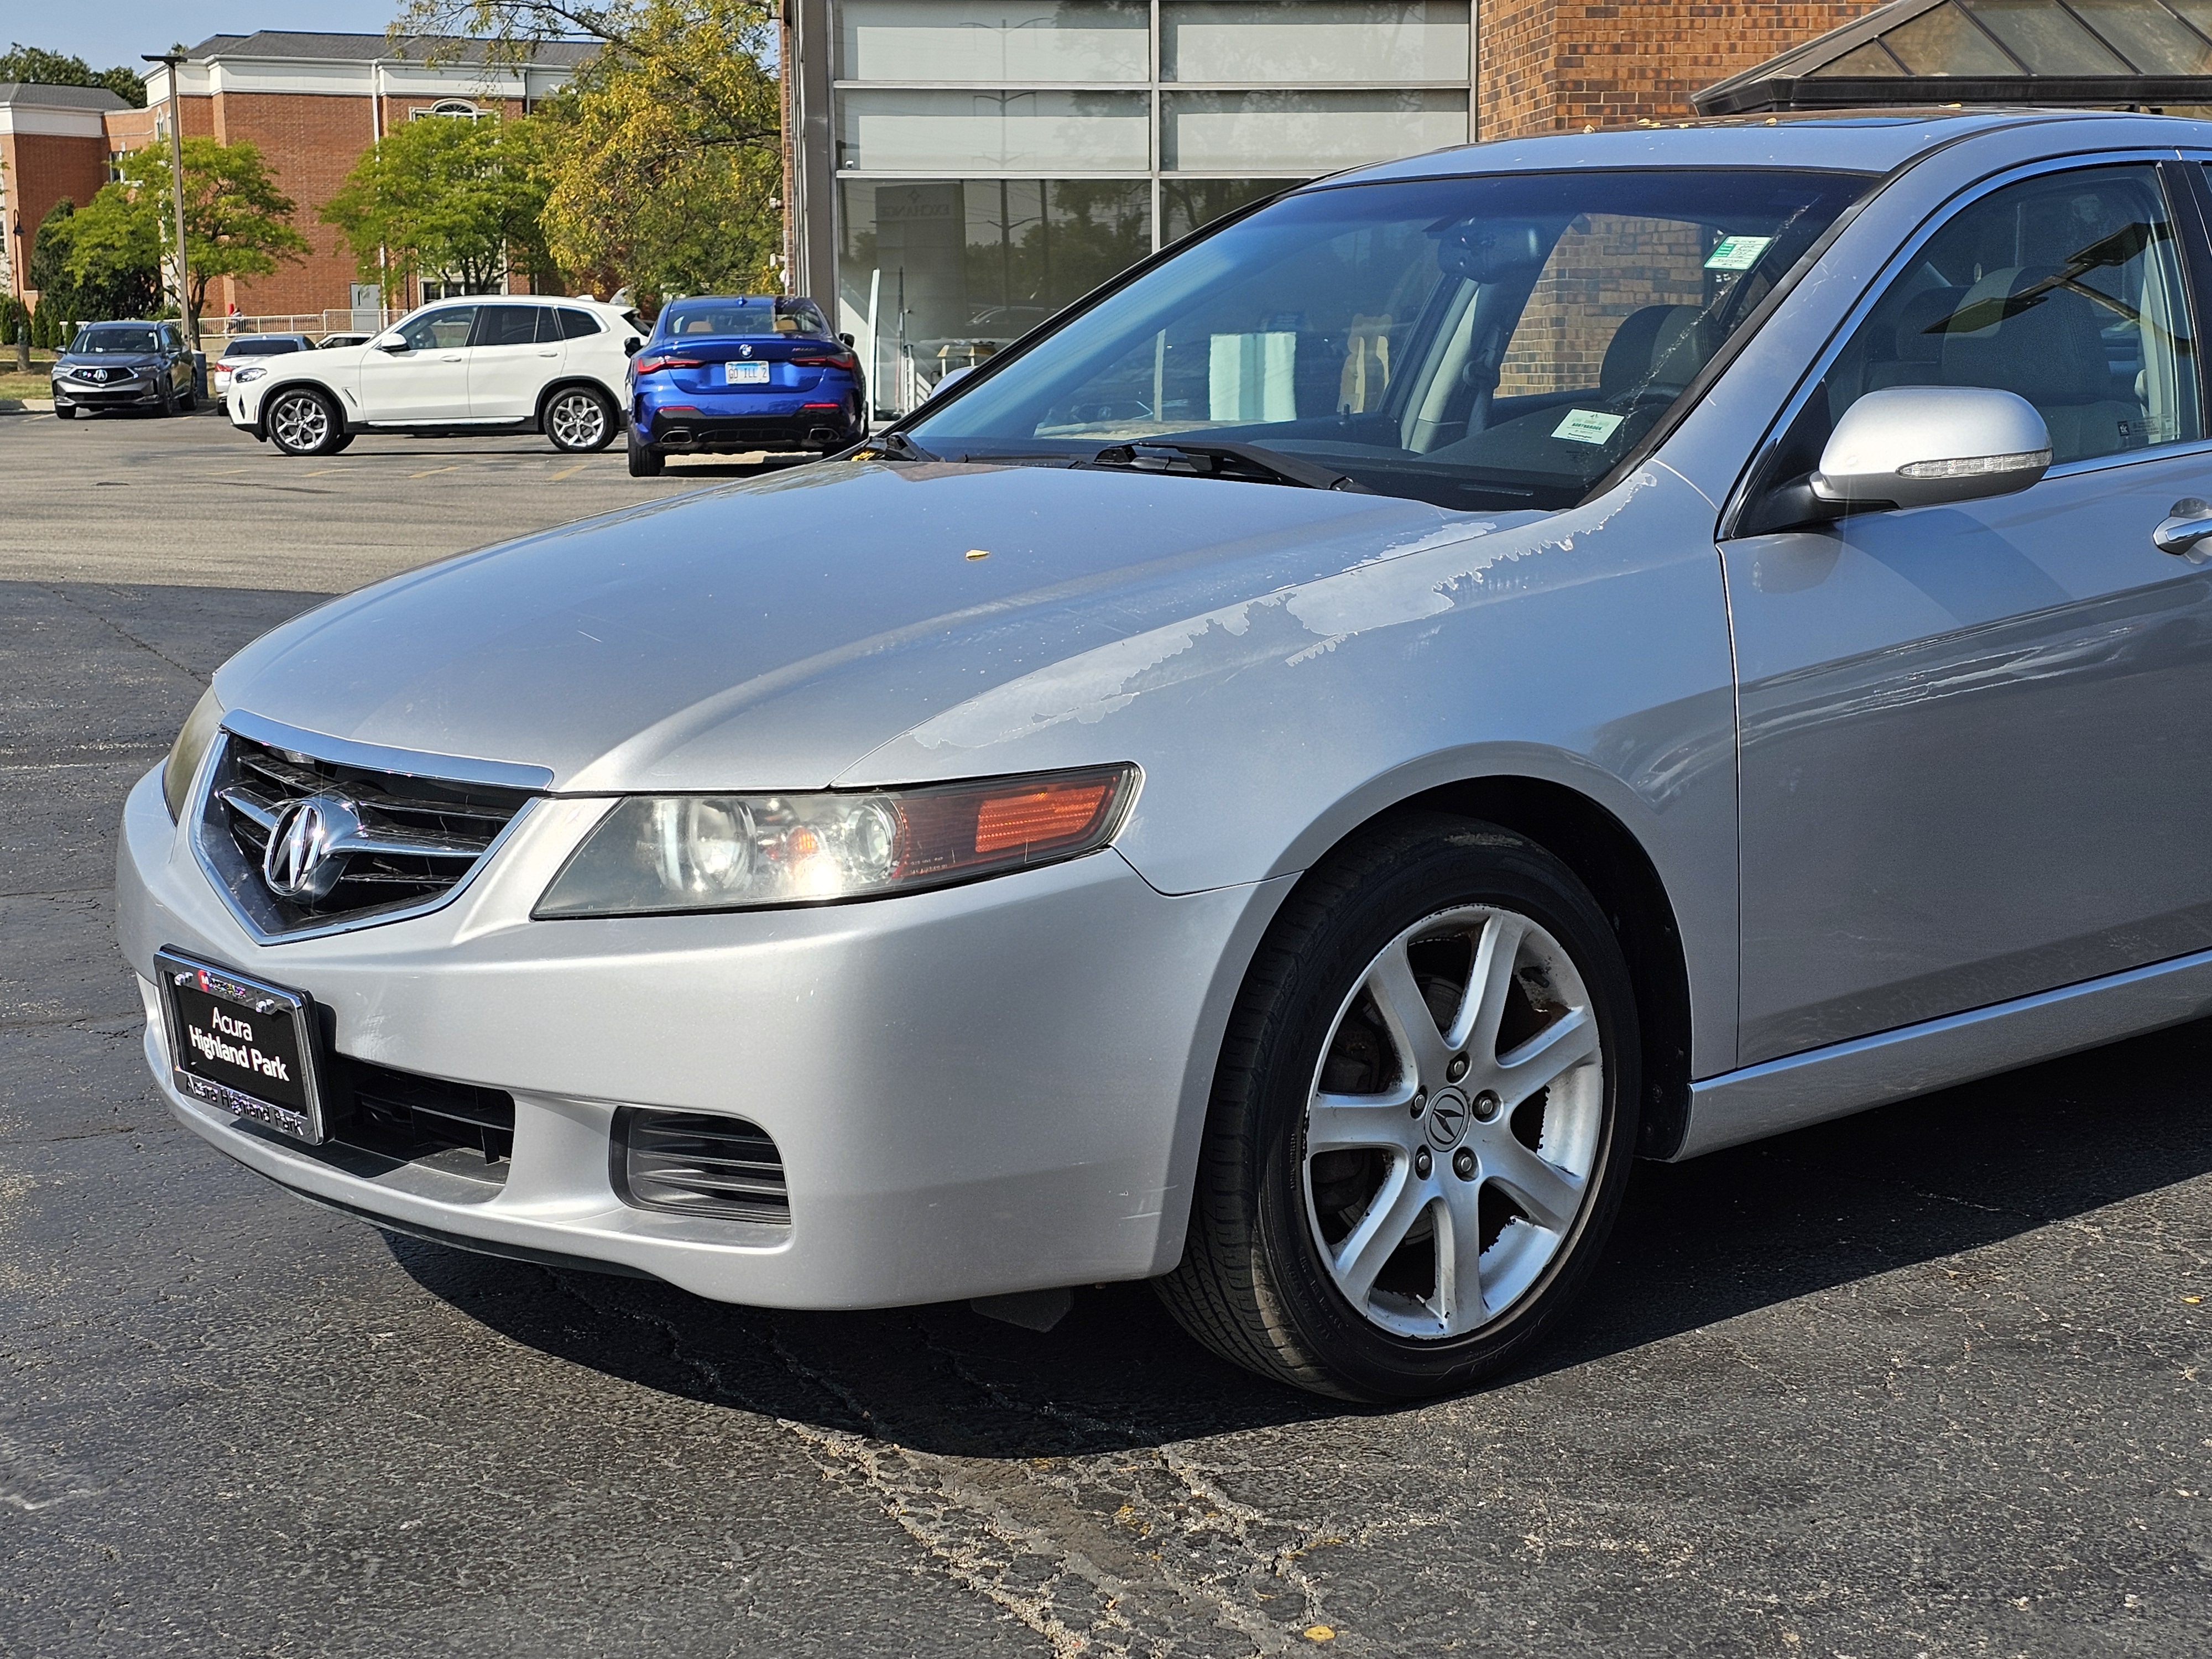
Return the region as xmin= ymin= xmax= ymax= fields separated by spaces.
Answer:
xmin=116 ymin=764 xmax=1280 ymax=1307
xmin=53 ymin=379 xmax=162 ymax=409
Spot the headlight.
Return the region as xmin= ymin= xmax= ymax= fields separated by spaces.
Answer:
xmin=233 ymin=366 xmax=268 ymax=384
xmin=535 ymin=764 xmax=1139 ymax=917
xmin=163 ymin=686 xmax=226 ymax=822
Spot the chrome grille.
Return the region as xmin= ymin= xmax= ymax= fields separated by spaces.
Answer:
xmin=196 ymin=729 xmax=539 ymax=939
xmin=614 ymin=1108 xmax=790 ymax=1225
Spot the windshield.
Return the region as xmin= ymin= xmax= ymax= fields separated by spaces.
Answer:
xmin=74 ymin=326 xmax=161 ymax=354
xmin=659 ymin=298 xmax=832 ymax=341
xmin=907 ymin=169 xmax=1871 ymax=510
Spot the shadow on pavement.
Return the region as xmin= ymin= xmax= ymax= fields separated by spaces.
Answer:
xmin=391 ymin=1012 xmax=2212 ymax=1456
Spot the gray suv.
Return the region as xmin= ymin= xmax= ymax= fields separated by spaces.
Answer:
xmin=51 ymin=321 xmax=196 ymax=418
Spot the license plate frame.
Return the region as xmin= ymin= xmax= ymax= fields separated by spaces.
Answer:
xmin=724 ymin=361 xmax=770 ymax=385
xmin=154 ymin=947 xmax=330 ymax=1144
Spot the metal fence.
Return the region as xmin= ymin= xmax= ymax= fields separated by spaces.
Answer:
xmin=216 ymin=309 xmax=402 ymax=338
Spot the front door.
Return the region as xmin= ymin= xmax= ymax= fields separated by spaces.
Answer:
xmin=1723 ymin=160 xmax=2212 ymax=1066
xmin=467 ymin=303 xmax=562 ymax=419
xmin=359 ymin=304 xmax=478 ymax=422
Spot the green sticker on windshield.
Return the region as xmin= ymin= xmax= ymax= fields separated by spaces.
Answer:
xmin=1552 ymin=409 xmax=1625 ymax=445
xmin=1704 ymin=235 xmax=1773 ymax=272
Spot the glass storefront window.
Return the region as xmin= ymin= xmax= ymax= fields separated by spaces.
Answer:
xmin=838 ymin=89 xmax=1151 ymax=171
xmin=1162 ymin=178 xmax=1308 ymax=243
xmin=1162 ymin=89 xmax=1467 ymax=171
xmin=1162 ymin=1 xmax=1470 ymax=82
xmin=837 ymin=0 xmax=1151 ymax=82
xmin=838 ymin=178 xmax=1151 ymax=413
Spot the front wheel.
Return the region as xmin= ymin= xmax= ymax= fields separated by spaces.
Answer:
xmin=545 ymin=387 xmax=615 ymax=453
xmin=265 ymin=388 xmax=343 ymax=456
xmin=1157 ymin=813 xmax=1640 ymax=1401
xmin=54 ymin=405 xmax=78 ymax=421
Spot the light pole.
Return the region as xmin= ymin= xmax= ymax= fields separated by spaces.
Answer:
xmin=141 ymin=52 xmax=196 ymax=350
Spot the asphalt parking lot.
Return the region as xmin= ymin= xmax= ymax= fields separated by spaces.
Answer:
xmin=3 ymin=406 xmax=2208 ymax=1657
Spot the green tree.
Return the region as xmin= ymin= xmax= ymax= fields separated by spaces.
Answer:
xmin=65 ymin=138 xmax=310 ymax=328
xmin=393 ymin=1 xmax=782 ymax=300
xmin=0 ymin=41 xmax=148 ymax=107
xmin=31 ymin=193 xmax=162 ymax=321
xmin=322 ymin=112 xmax=553 ymax=301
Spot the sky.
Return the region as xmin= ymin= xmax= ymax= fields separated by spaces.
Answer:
xmin=12 ymin=4 xmax=399 ymax=72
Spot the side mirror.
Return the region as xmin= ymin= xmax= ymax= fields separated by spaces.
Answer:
xmin=375 ymin=337 xmax=410 ymax=352
xmin=838 ymin=332 xmax=855 ymax=347
xmin=623 ymin=336 xmax=641 ymax=357
xmin=1812 ymin=386 xmax=2051 ymax=513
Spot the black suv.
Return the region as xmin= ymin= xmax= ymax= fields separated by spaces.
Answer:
xmin=52 ymin=321 xmax=197 ymax=418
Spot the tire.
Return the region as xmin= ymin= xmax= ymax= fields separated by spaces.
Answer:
xmin=325 ymin=431 xmax=355 ymax=455
xmin=155 ymin=379 xmax=175 ymax=416
xmin=54 ymin=405 xmax=77 ymax=421
xmin=1156 ymin=813 xmax=1641 ymax=1401
xmin=265 ymin=388 xmax=343 ymax=456
xmin=627 ymin=426 xmax=664 ymax=477
xmin=545 ymin=386 xmax=615 ymax=453
xmin=178 ymin=385 xmax=197 ymax=413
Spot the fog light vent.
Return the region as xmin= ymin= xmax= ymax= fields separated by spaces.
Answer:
xmin=614 ymin=1108 xmax=789 ymax=1225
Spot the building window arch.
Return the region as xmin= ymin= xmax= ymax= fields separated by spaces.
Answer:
xmin=412 ymin=99 xmax=484 ymax=120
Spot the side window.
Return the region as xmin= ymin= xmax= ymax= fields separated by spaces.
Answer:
xmin=557 ymin=308 xmax=603 ymax=340
xmin=1823 ymin=165 xmax=2199 ymax=465
xmin=396 ymin=306 xmax=480 ymax=351
xmin=471 ymin=304 xmax=541 ymax=347
xmin=535 ymin=306 xmax=563 ymax=345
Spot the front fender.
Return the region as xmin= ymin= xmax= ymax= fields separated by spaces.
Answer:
xmin=843 ymin=463 xmax=1740 ymax=1076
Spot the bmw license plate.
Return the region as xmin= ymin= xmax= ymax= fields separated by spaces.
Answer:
xmin=724 ymin=361 xmax=770 ymax=384
xmin=154 ymin=947 xmax=328 ymax=1143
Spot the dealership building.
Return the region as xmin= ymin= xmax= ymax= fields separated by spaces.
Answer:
xmin=781 ymin=1 xmax=1900 ymax=409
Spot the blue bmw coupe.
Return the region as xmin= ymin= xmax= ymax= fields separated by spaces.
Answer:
xmin=627 ymin=296 xmax=867 ymax=475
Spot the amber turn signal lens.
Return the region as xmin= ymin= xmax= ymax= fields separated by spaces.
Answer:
xmin=973 ymin=781 xmax=1114 ymax=857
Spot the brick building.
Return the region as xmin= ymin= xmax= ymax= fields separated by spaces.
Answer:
xmin=3 ymin=32 xmax=593 ymax=324
xmin=0 ymin=82 xmax=128 ymax=307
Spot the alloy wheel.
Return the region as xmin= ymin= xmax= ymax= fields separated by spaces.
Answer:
xmin=549 ymin=391 xmax=608 ymax=451
xmin=269 ymin=392 xmax=330 ymax=454
xmin=1303 ymin=903 xmax=1604 ymax=1339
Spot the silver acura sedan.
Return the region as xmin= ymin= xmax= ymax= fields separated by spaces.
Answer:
xmin=121 ymin=110 xmax=2212 ymax=1400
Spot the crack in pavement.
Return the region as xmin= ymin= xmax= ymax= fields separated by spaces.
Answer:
xmin=34 ymin=582 xmax=208 ymax=686
xmin=539 ymin=1272 xmax=1347 ymax=1656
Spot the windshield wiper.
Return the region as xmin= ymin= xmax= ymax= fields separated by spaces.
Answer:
xmin=1086 ymin=440 xmax=1372 ymax=493
xmin=856 ymin=430 xmax=938 ymax=463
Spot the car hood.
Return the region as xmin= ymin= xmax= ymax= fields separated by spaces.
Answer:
xmin=213 ymin=460 xmax=1525 ymax=794
xmin=58 ymin=353 xmax=164 ymax=368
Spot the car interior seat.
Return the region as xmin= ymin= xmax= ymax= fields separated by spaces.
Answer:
xmin=1937 ymin=267 xmax=2141 ymax=462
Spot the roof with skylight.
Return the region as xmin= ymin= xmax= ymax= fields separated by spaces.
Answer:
xmin=1696 ymin=0 xmax=2212 ymax=114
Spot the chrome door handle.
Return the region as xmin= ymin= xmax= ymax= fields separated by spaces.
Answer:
xmin=2156 ymin=497 xmax=2212 ymax=557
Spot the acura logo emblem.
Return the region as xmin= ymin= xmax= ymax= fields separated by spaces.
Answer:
xmin=263 ymin=795 xmax=362 ymax=902
xmin=1425 ymin=1088 xmax=1471 ymax=1149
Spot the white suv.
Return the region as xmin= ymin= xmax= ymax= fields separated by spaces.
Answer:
xmin=227 ymin=296 xmax=646 ymax=458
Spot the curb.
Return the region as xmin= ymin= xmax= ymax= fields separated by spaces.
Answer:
xmin=0 ymin=397 xmax=55 ymax=414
